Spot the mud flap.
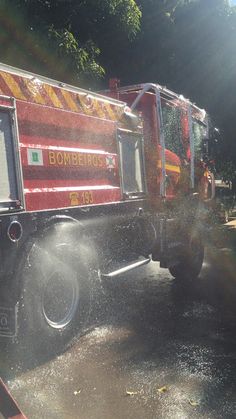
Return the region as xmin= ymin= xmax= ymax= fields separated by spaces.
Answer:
xmin=152 ymin=218 xmax=184 ymax=267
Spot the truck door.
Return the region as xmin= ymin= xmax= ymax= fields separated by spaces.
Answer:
xmin=161 ymin=100 xmax=186 ymax=198
xmin=117 ymin=129 xmax=154 ymax=257
xmin=0 ymin=104 xmax=23 ymax=211
xmin=192 ymin=117 xmax=210 ymax=198
xmin=118 ymin=130 xmax=146 ymax=198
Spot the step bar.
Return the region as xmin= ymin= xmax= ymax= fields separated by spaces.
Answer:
xmin=102 ymin=257 xmax=151 ymax=278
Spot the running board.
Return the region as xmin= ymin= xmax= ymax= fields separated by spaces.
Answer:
xmin=102 ymin=257 xmax=151 ymax=278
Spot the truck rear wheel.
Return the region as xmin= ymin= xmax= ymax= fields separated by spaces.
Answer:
xmin=17 ymin=226 xmax=98 ymax=357
xmin=169 ymin=232 xmax=204 ymax=280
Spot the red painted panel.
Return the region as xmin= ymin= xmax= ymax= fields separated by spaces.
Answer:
xmin=160 ymin=146 xmax=181 ymax=166
xmin=19 ymin=126 xmax=117 ymax=152
xmin=23 ymin=178 xmax=113 ymax=188
xmin=25 ymin=186 xmax=122 ymax=211
xmin=15 ymin=99 xmax=121 ymax=211
xmin=17 ymin=101 xmax=117 ymax=136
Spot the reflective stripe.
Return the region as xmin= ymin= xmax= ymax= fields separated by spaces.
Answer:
xmin=77 ymin=95 xmax=94 ymax=115
xmin=24 ymin=80 xmax=46 ymax=105
xmin=104 ymin=104 xmax=117 ymax=120
xmin=1 ymin=73 xmax=27 ymax=100
xmin=157 ymin=161 xmax=181 ymax=173
xmin=61 ymin=89 xmax=79 ymax=112
xmin=0 ymin=70 xmax=124 ymax=121
xmin=92 ymin=99 xmax=106 ymax=118
xmin=43 ymin=84 xmax=63 ymax=108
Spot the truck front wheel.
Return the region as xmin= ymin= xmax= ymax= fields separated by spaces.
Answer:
xmin=169 ymin=232 xmax=204 ymax=280
xmin=17 ymin=227 xmax=97 ymax=357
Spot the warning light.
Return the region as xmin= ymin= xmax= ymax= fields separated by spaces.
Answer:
xmin=7 ymin=221 xmax=23 ymax=242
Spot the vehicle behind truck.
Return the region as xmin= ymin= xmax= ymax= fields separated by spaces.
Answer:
xmin=0 ymin=64 xmax=214 ymax=353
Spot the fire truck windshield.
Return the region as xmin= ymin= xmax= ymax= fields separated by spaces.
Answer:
xmin=162 ymin=103 xmax=185 ymax=159
xmin=192 ymin=120 xmax=208 ymax=159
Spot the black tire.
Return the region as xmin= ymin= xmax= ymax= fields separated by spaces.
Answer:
xmin=169 ymin=232 xmax=204 ymax=280
xmin=17 ymin=224 xmax=98 ymax=357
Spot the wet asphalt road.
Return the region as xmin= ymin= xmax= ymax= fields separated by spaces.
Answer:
xmin=2 ymin=223 xmax=236 ymax=419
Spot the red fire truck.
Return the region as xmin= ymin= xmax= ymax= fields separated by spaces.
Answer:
xmin=0 ymin=64 xmax=213 ymax=352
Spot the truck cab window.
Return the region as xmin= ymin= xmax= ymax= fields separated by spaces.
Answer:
xmin=192 ymin=120 xmax=207 ymax=159
xmin=162 ymin=103 xmax=185 ymax=159
xmin=0 ymin=111 xmax=18 ymax=204
xmin=118 ymin=132 xmax=146 ymax=195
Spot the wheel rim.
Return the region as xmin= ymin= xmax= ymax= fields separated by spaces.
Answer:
xmin=42 ymin=269 xmax=79 ymax=329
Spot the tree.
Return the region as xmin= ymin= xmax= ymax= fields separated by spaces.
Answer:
xmin=0 ymin=0 xmax=141 ymax=86
xmin=104 ymin=0 xmax=181 ymax=84
xmin=116 ymin=0 xmax=236 ymax=184
xmin=171 ymin=0 xmax=236 ymax=182
xmin=1 ymin=0 xmax=236 ymax=182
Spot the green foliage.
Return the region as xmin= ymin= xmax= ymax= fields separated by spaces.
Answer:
xmin=0 ymin=0 xmax=141 ymax=85
xmin=113 ymin=0 xmax=236 ymax=182
xmin=218 ymin=161 xmax=236 ymax=184
xmin=48 ymin=27 xmax=105 ymax=84
xmin=0 ymin=0 xmax=236 ymax=179
xmin=169 ymin=0 xmax=236 ymax=181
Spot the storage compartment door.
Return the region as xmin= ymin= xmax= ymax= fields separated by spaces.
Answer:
xmin=0 ymin=111 xmax=18 ymax=205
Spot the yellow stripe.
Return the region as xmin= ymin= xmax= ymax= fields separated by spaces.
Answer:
xmin=25 ymin=81 xmax=46 ymax=105
xmin=104 ymin=103 xmax=117 ymax=121
xmin=77 ymin=95 xmax=93 ymax=115
xmin=93 ymin=99 xmax=106 ymax=118
xmin=1 ymin=73 xmax=27 ymax=100
xmin=61 ymin=90 xmax=79 ymax=112
xmin=44 ymin=84 xmax=63 ymax=108
xmin=76 ymin=94 xmax=121 ymax=120
xmin=166 ymin=164 xmax=181 ymax=173
xmin=116 ymin=107 xmax=126 ymax=120
xmin=157 ymin=160 xmax=181 ymax=174
xmin=31 ymin=91 xmax=46 ymax=105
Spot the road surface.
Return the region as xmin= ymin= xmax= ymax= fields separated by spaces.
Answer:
xmin=1 ymin=223 xmax=236 ymax=418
